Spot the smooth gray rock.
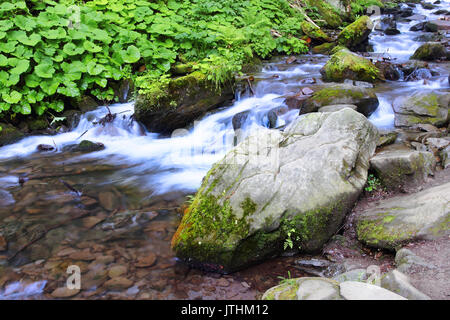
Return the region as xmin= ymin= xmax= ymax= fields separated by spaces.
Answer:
xmin=393 ymin=92 xmax=450 ymax=128
xmin=356 ymin=182 xmax=450 ymax=250
xmin=296 ymin=279 xmax=341 ymax=300
xmin=262 ymin=277 xmax=342 ymax=300
xmin=381 ymin=270 xmax=431 ymax=300
xmin=441 ymin=145 xmax=450 ymax=168
xmin=172 ymin=109 xmax=379 ymax=271
xmin=369 ymin=145 xmax=436 ymax=190
xmin=333 ymin=269 xmax=368 ymax=282
xmin=318 ymin=104 xmax=357 ymax=113
xmin=340 ymin=281 xmax=407 ymax=300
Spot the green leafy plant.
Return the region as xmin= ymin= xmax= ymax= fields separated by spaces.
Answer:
xmin=277 ymin=271 xmax=296 ymax=286
xmin=0 ymin=0 xmax=310 ymax=122
xmin=365 ymin=173 xmax=382 ymax=192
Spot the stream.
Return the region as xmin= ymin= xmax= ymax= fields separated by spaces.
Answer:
xmin=0 ymin=0 xmax=449 ymax=299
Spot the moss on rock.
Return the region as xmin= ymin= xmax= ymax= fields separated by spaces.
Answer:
xmin=410 ymin=42 xmax=449 ymax=61
xmin=320 ymin=48 xmax=385 ymax=83
xmin=393 ymin=92 xmax=450 ymax=128
xmin=337 ymin=16 xmax=373 ymax=50
xmin=312 ymin=42 xmax=336 ymax=55
xmin=306 ymin=0 xmax=343 ymax=28
xmin=301 ymin=84 xmax=379 ymax=116
xmin=301 ymin=21 xmax=331 ymax=43
xmin=134 ymin=71 xmax=234 ymax=134
xmin=0 ymin=123 xmax=25 ymax=147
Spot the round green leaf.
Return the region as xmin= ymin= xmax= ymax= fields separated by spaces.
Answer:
xmin=2 ymin=90 xmax=22 ymax=104
xmin=0 ymin=54 xmax=7 ymax=67
xmin=10 ymin=59 xmax=29 ymax=75
xmin=0 ymin=20 xmax=13 ymax=32
xmin=86 ymin=61 xmax=104 ymax=75
xmin=35 ymin=63 xmax=55 ymax=78
xmin=63 ymin=42 xmax=85 ymax=56
xmin=120 ymin=45 xmax=141 ymax=63
xmin=40 ymin=78 xmax=60 ymax=95
xmin=20 ymin=34 xmax=41 ymax=46
xmin=0 ymin=41 xmax=17 ymax=53
xmin=83 ymin=40 xmax=102 ymax=53
xmin=25 ymin=74 xmax=40 ymax=88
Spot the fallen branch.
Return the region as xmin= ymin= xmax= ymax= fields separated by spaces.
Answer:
xmin=60 ymin=179 xmax=82 ymax=196
xmin=76 ymin=130 xmax=88 ymax=140
xmin=289 ymin=2 xmax=320 ymax=29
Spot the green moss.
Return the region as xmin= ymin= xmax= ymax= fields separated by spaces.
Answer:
xmin=430 ymin=215 xmax=450 ymax=236
xmin=171 ymin=62 xmax=196 ymax=75
xmin=280 ymin=202 xmax=344 ymax=252
xmin=337 ymin=16 xmax=372 ymax=49
xmin=321 ymin=49 xmax=384 ymax=83
xmin=300 ymin=21 xmax=331 ymax=42
xmin=262 ymin=282 xmax=298 ymax=300
xmin=312 ymin=42 xmax=336 ymax=55
xmin=0 ymin=123 xmax=25 ymax=147
xmin=306 ymin=0 xmax=343 ymax=28
xmin=27 ymin=119 xmax=48 ymax=131
xmin=312 ymin=86 xmax=364 ymax=106
xmin=356 ymin=211 xmax=415 ymax=250
xmin=410 ymin=43 xmax=448 ymax=61
xmin=240 ymin=197 xmax=257 ymax=216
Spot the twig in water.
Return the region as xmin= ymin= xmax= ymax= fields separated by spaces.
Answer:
xmin=77 ymin=130 xmax=88 ymax=140
xmin=60 ymin=179 xmax=82 ymax=196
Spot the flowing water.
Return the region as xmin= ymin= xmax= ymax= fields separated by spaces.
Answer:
xmin=0 ymin=0 xmax=449 ymax=299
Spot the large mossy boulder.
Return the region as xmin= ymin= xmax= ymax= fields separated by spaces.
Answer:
xmin=171 ymin=108 xmax=378 ymax=272
xmin=300 ymin=21 xmax=331 ymax=43
xmin=410 ymin=42 xmax=449 ymax=61
xmin=393 ymin=92 xmax=450 ymax=128
xmin=300 ymin=84 xmax=379 ymax=117
xmin=356 ymin=182 xmax=450 ymax=250
xmin=369 ymin=145 xmax=436 ymax=191
xmin=134 ymin=71 xmax=234 ymax=134
xmin=321 ymin=49 xmax=385 ymax=83
xmin=0 ymin=123 xmax=25 ymax=147
xmin=337 ymin=16 xmax=373 ymax=51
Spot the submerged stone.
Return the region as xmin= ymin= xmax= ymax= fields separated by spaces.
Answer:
xmin=64 ymin=140 xmax=105 ymax=153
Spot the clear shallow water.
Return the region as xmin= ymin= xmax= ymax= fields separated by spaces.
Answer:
xmin=0 ymin=0 xmax=449 ymax=300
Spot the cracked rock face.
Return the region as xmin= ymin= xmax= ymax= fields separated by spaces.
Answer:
xmin=172 ymin=108 xmax=379 ymax=272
